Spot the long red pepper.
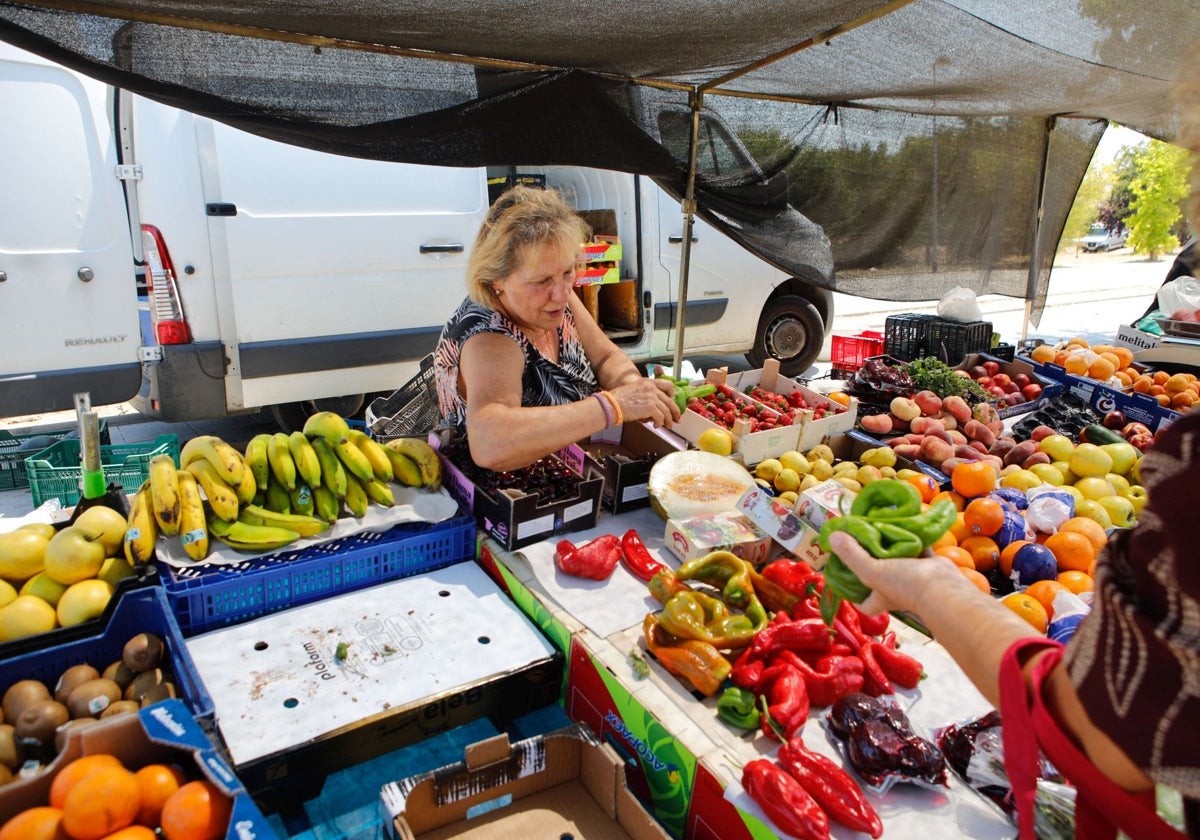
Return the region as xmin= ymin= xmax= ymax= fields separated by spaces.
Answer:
xmin=620 ymin=528 xmax=667 ymax=581
xmin=741 ymin=759 xmax=830 ymax=840
xmin=777 ymin=738 xmax=883 ymax=838
xmin=758 ymin=663 xmax=810 ymax=742
xmin=869 ymin=639 xmax=925 ymax=689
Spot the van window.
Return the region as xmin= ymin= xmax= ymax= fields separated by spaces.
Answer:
xmin=0 ymin=69 xmax=106 ymax=251
xmin=210 ymin=122 xmax=481 ymax=216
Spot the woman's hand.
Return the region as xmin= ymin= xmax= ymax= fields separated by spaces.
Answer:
xmin=610 ymin=377 xmax=681 ymax=428
xmin=827 ymin=530 xmax=962 ymax=617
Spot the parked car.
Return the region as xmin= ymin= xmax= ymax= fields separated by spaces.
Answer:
xmin=1082 ymin=223 xmax=1127 ymax=252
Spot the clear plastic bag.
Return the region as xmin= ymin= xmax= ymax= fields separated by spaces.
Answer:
xmin=937 ymin=286 xmax=984 ymax=323
xmin=1157 ymin=276 xmax=1200 ymax=322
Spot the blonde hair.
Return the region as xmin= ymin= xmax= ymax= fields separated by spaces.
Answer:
xmin=466 ymin=185 xmax=591 ymax=308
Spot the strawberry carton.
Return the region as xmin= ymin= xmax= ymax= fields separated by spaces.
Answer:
xmin=721 ymin=359 xmax=858 ymax=450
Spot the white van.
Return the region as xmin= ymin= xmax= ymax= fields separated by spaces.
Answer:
xmin=0 ymin=43 xmax=833 ymax=428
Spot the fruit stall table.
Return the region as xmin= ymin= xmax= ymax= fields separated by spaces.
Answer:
xmin=477 ymin=505 xmax=1018 ymax=840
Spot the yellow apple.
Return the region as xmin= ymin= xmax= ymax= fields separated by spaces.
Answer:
xmin=43 ymin=526 xmax=107 ymax=585
xmin=696 ymin=427 xmax=734 ymax=457
xmin=1069 ymin=443 xmax=1114 ymax=478
xmin=1028 ymin=463 xmax=1065 ymax=486
xmin=0 ymin=529 xmax=50 ymax=584
xmin=1098 ymin=494 xmax=1136 ymax=529
xmin=1099 ymin=443 xmax=1139 ymax=477
xmin=1058 ymin=484 xmax=1084 ymax=507
xmin=20 ymin=572 xmax=68 ymax=608
xmin=1104 ymin=473 xmax=1131 ymax=497
xmin=1122 ymin=484 xmax=1148 ymax=515
xmin=1075 ymin=499 xmax=1114 ymax=529
xmin=1073 ymin=476 xmax=1115 ymax=501
xmin=1051 ymin=461 xmax=1077 ymax=485
xmin=72 ymin=506 xmax=130 ymax=557
xmin=1038 ymin=434 xmax=1076 ymax=463
xmin=1000 ymin=469 xmax=1042 ymax=491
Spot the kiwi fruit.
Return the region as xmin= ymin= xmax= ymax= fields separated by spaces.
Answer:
xmin=65 ymin=678 xmax=122 ymax=719
xmin=101 ymin=660 xmax=137 ymax=692
xmin=99 ymin=700 xmax=139 ymax=720
xmin=2 ymin=680 xmax=51 ymax=724
xmin=0 ymin=724 xmax=24 ymax=771
xmin=124 ymin=669 xmax=164 ymax=703
xmin=14 ymin=699 xmax=69 ymax=745
xmin=122 ymin=632 xmax=166 ymax=673
xmin=138 ymin=681 xmax=177 ymax=708
xmin=54 ymin=664 xmax=101 ymax=705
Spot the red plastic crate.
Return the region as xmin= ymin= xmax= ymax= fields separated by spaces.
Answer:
xmin=831 ymin=330 xmax=885 ymax=377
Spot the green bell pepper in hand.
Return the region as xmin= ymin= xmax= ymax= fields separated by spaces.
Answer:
xmin=656 ymin=373 xmax=716 ymax=413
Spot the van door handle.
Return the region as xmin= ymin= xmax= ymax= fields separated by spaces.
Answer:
xmin=419 ymin=243 xmax=465 ymax=254
xmin=668 ymin=235 xmax=699 ymax=244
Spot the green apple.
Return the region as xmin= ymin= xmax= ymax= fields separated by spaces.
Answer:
xmin=1097 ymin=494 xmax=1136 ymax=528
xmin=1105 ymin=473 xmax=1132 ymax=497
xmin=19 ymin=572 xmax=68 ymax=608
xmin=1028 ymin=463 xmax=1065 ymax=486
xmin=42 ymin=526 xmax=107 ymax=586
xmin=1075 ymin=499 xmax=1113 ymax=529
xmin=1069 ymin=443 xmax=1114 ymax=478
xmin=71 ymin=506 xmax=129 ymax=557
xmin=1038 ymin=434 xmax=1076 ymax=463
xmin=1073 ymin=476 xmax=1115 ymax=501
xmin=1122 ymin=484 xmax=1148 ymax=516
xmin=1099 ymin=443 xmax=1139 ymax=477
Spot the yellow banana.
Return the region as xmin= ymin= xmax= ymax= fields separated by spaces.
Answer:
xmin=267 ymin=432 xmax=297 ymax=491
xmin=185 ymin=458 xmax=241 ymax=522
xmin=212 ymin=520 xmax=301 ymax=553
xmin=175 ymin=470 xmax=209 ymax=561
xmin=264 ymin=475 xmax=292 ymax=514
xmin=232 ymin=454 xmax=258 ymax=506
xmin=348 ymin=429 xmax=393 ymax=482
xmin=310 ymin=436 xmax=347 ymax=499
xmin=289 ymin=431 xmax=323 ymax=488
xmin=302 ymin=410 xmax=353 ymax=446
xmin=384 ymin=447 xmax=422 ymax=487
xmin=342 ymin=472 xmax=369 ymax=518
xmin=311 ymin=484 xmax=340 ymax=524
xmin=238 ymin=503 xmax=329 ymax=538
xmin=288 ymin=482 xmax=316 ymax=518
xmin=244 ymin=433 xmax=272 ymax=492
xmin=180 ymin=435 xmax=244 ymax=487
xmin=385 ymin=437 xmax=441 ymax=489
xmin=124 ymin=480 xmax=159 ymax=566
xmin=148 ymin=453 xmax=181 ymax=536
xmin=334 ymin=438 xmax=375 ymax=483
xmin=362 ymin=477 xmax=395 ymax=507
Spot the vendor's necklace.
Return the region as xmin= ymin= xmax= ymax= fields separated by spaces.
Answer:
xmin=527 ymin=328 xmax=558 ymax=362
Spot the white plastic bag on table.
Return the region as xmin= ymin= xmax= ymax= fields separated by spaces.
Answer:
xmin=1157 ymin=276 xmax=1200 ymax=322
xmin=937 ymin=286 xmax=983 ymax=322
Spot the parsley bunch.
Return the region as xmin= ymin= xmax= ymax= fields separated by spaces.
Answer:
xmin=902 ymin=357 xmax=993 ymax=402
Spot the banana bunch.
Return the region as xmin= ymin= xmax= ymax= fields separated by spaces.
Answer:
xmin=383 ymin=437 xmax=441 ymax=491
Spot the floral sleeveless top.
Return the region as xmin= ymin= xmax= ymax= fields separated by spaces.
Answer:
xmin=433 ymin=298 xmax=598 ymax=438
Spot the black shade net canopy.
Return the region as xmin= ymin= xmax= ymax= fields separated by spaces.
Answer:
xmin=1 ymin=0 xmax=1196 ymax=327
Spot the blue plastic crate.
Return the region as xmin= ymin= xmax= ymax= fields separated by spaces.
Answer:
xmin=158 ymin=514 xmax=477 ymax=635
xmin=0 ymin=585 xmax=213 ymax=722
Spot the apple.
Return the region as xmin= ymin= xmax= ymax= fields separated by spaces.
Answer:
xmin=982 ymin=360 xmax=1002 ymax=378
xmin=1105 ymin=473 xmax=1132 ymax=497
xmin=1013 ymin=373 xmax=1031 ymax=389
xmin=71 ymin=506 xmax=129 ymax=557
xmin=976 ymin=376 xmax=993 ymax=389
xmin=1098 ymin=494 xmax=1136 ymax=528
xmin=1122 ymin=484 xmax=1148 ymax=515
xmin=1068 ymin=443 xmax=1114 ymax=477
xmin=988 ymin=385 xmax=1006 ymax=397
xmin=992 ymin=373 xmax=1012 ymax=388
xmin=1122 ymin=422 xmax=1152 ymax=439
xmin=43 ymin=526 xmax=107 ymax=586
xmin=1099 ymin=442 xmax=1139 ymax=476
xmin=1103 ymin=410 xmax=1128 ymax=430
xmin=1002 ymin=382 xmax=1021 ymax=395
xmin=1076 ymin=499 xmax=1114 ymax=529
xmin=1128 ymin=433 xmax=1155 ymax=451
xmin=1038 ymin=434 xmax=1076 ymax=462
xmin=1021 ymin=383 xmax=1044 ymax=401
xmin=969 ymin=366 xmax=988 ymax=380
xmin=1004 ymin=392 xmax=1024 ymax=406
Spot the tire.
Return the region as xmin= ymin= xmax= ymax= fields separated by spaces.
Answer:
xmin=268 ymin=394 xmax=366 ymax=433
xmin=745 ymin=295 xmax=825 ymax=378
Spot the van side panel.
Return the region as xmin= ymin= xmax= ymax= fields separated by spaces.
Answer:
xmin=0 ymin=45 xmax=141 ymax=415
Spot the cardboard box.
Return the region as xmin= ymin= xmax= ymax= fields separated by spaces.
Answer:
xmin=1114 ymin=323 xmax=1162 ymax=352
xmin=581 ymin=421 xmax=684 ymax=513
xmin=575 ymin=264 xmax=620 ymax=285
xmin=954 ymin=353 xmax=1064 ymax=419
xmin=664 ymin=509 xmax=772 ymax=564
xmin=1017 ymin=356 xmax=1182 ymax=433
xmin=381 ymin=723 xmax=670 ymax=840
xmin=733 ymin=485 xmax=816 ymax=560
xmin=0 ymin=700 xmax=273 ymax=838
xmin=672 ymin=373 xmax=800 ymax=466
xmin=582 ymin=235 xmax=622 ymax=264
xmin=722 ymin=359 xmax=859 ymax=450
xmin=435 ymin=435 xmax=603 ymax=551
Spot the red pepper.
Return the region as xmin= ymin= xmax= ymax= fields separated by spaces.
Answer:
xmin=880 ymin=629 xmax=898 ymax=650
xmin=855 ymin=604 xmax=891 ymax=638
xmin=777 ymin=737 xmax=883 ymax=838
xmin=857 ymin=640 xmax=894 ymax=696
xmin=758 ymin=663 xmax=810 ymax=742
xmin=774 ymin=650 xmax=865 ymax=708
xmin=556 ymin=533 xmax=622 ymax=580
xmin=741 ymin=759 xmax=830 ymax=840
xmin=833 ymin=598 xmax=870 ymax=650
xmin=620 ymin=528 xmax=667 ymax=582
xmin=869 ymin=639 xmax=925 ymax=689
xmin=791 ymin=592 xmax=824 ymax=621
xmin=761 ymin=558 xmax=823 ymax=596
xmin=745 ymin=613 xmax=833 ymax=661
xmin=730 ymin=645 xmax=766 ymax=692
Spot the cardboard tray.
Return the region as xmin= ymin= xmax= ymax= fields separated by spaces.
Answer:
xmin=381 ymin=723 xmax=670 ymax=840
xmin=578 ymin=421 xmax=683 ymax=513
xmin=721 ymin=358 xmax=859 ymax=450
xmin=953 ymin=353 xmax=1063 ymax=419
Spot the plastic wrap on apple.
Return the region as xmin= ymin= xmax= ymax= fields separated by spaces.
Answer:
xmin=1024 ymin=485 xmax=1074 ymax=534
xmin=1156 ymin=276 xmax=1200 ymax=322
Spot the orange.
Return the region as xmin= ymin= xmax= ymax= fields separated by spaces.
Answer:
xmin=1057 ymin=570 xmax=1095 ymax=595
xmin=1001 ymin=591 xmax=1049 ymax=634
xmin=0 ymin=806 xmax=66 ymax=840
xmin=959 ymin=567 xmax=992 ymax=593
xmin=61 ymin=765 xmax=140 ymax=840
xmin=1029 ymin=344 xmax=1056 ymax=364
xmin=963 ymin=497 xmax=1005 ymax=537
xmin=1059 ymin=517 xmax=1108 ymax=554
xmin=100 ymin=828 xmax=158 ymax=840
xmin=133 ymin=763 xmax=187 ymax=827
xmin=159 ymin=780 xmax=232 ymax=840
xmin=930 ymin=529 xmax=957 ymax=551
xmin=952 ymin=461 xmax=997 ymax=499
xmin=930 ymin=489 xmax=966 ymax=511
xmin=1087 ymin=556 xmax=1097 ymax=578
xmin=960 ymin=535 xmax=1001 ymax=574
xmin=829 ymin=391 xmax=851 ymax=407
xmin=948 ymin=512 xmax=971 ymax=544
xmin=935 ymin=545 xmax=975 ymax=569
xmin=1024 ymin=579 xmax=1068 ymax=619
xmin=906 ymin=473 xmax=939 ymax=503
xmin=1000 ymin=539 xmax=1032 ymax=578
xmin=1044 ymin=530 xmax=1096 ymax=573
xmin=50 ymin=754 xmax=126 ymax=809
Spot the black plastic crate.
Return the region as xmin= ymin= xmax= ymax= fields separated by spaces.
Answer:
xmin=884 ymin=313 xmax=993 ymax=365
xmin=487 ymin=173 xmax=547 ymax=203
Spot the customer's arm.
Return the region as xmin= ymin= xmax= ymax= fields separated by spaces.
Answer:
xmin=829 ymin=531 xmax=1154 ymax=793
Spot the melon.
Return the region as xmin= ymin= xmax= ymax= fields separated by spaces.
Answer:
xmin=647 ymin=450 xmax=756 ymax=520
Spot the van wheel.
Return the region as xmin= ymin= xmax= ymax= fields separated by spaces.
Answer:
xmin=269 ymin=395 xmax=366 ymax=433
xmin=746 ymin=296 xmax=824 ymax=378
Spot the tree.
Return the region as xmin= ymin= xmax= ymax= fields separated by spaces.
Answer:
xmin=1060 ymin=161 xmax=1110 ymax=250
xmin=1125 ymin=139 xmax=1190 ymax=259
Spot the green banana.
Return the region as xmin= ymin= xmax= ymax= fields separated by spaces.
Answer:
xmin=289 ymin=431 xmax=323 ymax=488
xmin=206 ymin=510 xmax=235 ymax=538
xmin=213 ymin=520 xmax=302 ymax=552
xmin=342 ymin=472 xmax=369 ymax=517
xmin=264 ymin=475 xmax=292 ymax=514
xmin=383 ymin=446 xmax=423 ymax=487
xmin=288 ymin=482 xmax=316 ymax=517
xmin=310 ymin=436 xmax=348 ymax=499
xmin=362 ymin=477 xmax=395 ymax=507
xmin=311 ymin=484 xmax=340 ymax=523
xmin=238 ymin=503 xmax=330 ymax=538
xmin=267 ymin=432 xmax=297 ymax=490
xmin=244 ymin=433 xmax=273 ymax=491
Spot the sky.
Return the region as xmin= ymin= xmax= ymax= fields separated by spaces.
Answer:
xmin=1094 ymin=123 xmax=1150 ymax=164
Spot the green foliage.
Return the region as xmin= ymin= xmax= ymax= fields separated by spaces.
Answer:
xmin=1060 ymin=161 xmax=1111 ymax=249
xmin=1125 ymin=139 xmax=1190 ymax=259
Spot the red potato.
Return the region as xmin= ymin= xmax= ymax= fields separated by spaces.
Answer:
xmin=894 ymin=444 xmax=922 ymax=461
xmin=1021 ymin=451 xmax=1051 ymax=469
xmin=942 ymin=395 xmax=972 ymax=424
xmin=912 ymin=390 xmax=943 ymax=415
xmin=860 ymin=413 xmax=894 ymax=435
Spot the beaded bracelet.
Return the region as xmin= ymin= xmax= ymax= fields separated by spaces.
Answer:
xmin=599 ymin=390 xmax=623 ymax=426
xmin=592 ymin=391 xmax=614 ymax=427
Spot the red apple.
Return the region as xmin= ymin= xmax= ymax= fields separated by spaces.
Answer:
xmin=1013 ymin=373 xmax=1031 ymax=389
xmin=968 ymin=366 xmax=988 ymax=380
xmin=1021 ymin=383 xmax=1044 ymax=401
xmin=1003 ymin=391 xmax=1024 ymax=406
xmin=988 ymin=385 xmax=1006 ymax=397
xmin=976 ymin=376 xmax=993 ymax=389
xmin=1002 ymin=381 xmax=1020 ymax=394
xmin=992 ymin=373 xmax=1012 ymax=388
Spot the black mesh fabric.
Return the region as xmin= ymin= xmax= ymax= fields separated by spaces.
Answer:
xmin=0 ymin=0 xmax=1193 ymax=321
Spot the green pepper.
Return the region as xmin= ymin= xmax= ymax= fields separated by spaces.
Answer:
xmin=657 ymin=590 xmax=759 ymax=648
xmin=882 ymin=498 xmax=958 ymax=550
xmin=676 ymin=551 xmax=769 ymax=630
xmin=647 ymin=567 xmax=693 ymax=605
xmin=716 ymin=685 xmax=761 ymax=731
xmin=849 ymin=479 xmax=922 ymax=520
xmin=658 ymin=375 xmax=717 ymax=413
xmin=818 ymin=516 xmax=921 ymax=560
xmin=643 ymin=613 xmax=731 ymax=697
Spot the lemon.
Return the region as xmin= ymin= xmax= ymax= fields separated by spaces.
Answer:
xmin=695 ymin=426 xmax=734 ymax=457
xmin=56 ymin=579 xmax=115 ymax=628
xmin=0 ymin=595 xmax=58 ymax=641
xmin=754 ymin=458 xmax=783 ymax=482
xmin=20 ymin=572 xmax=69 ymax=608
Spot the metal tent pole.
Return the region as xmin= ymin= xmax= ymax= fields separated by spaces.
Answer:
xmin=671 ymin=86 xmax=703 ymax=379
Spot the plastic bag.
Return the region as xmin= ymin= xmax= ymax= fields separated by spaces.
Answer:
xmin=937 ymin=286 xmax=983 ymax=323
xmin=1157 ymin=276 xmax=1200 ymax=322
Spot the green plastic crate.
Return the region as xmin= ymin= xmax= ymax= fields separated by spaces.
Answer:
xmin=0 ymin=420 xmax=110 ymax=492
xmin=25 ymin=434 xmax=180 ymax=508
